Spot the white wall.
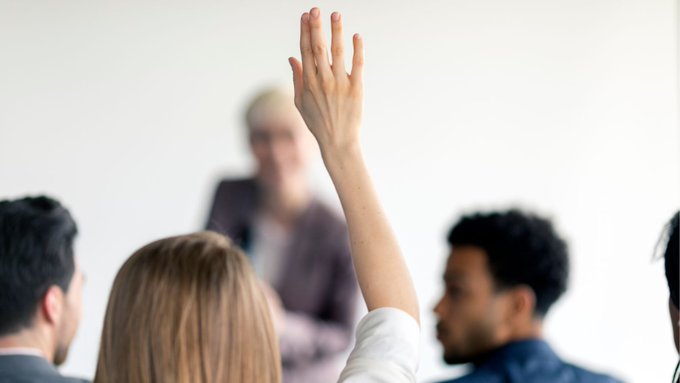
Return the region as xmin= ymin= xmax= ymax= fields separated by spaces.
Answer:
xmin=0 ymin=0 xmax=677 ymax=381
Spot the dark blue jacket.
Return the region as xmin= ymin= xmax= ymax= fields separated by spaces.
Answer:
xmin=437 ymin=340 xmax=622 ymax=383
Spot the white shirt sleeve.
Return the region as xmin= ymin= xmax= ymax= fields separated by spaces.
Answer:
xmin=338 ymin=307 xmax=420 ymax=383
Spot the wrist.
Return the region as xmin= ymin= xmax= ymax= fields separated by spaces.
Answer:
xmin=320 ymin=142 xmax=364 ymax=171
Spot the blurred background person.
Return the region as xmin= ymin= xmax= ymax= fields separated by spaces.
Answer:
xmin=204 ymin=87 xmax=358 ymax=383
xmin=657 ymin=211 xmax=679 ymax=381
xmin=0 ymin=196 xmax=88 ymax=383
xmin=433 ymin=210 xmax=622 ymax=383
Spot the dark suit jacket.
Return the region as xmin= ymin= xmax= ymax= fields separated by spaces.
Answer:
xmin=206 ymin=178 xmax=359 ymax=383
xmin=0 ymin=354 xmax=90 ymax=383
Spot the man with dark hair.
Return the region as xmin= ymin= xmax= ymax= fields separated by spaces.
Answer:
xmin=660 ymin=212 xmax=679 ymax=381
xmin=0 ymin=196 xmax=88 ymax=383
xmin=434 ymin=209 xmax=621 ymax=383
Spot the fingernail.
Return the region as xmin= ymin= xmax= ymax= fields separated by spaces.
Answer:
xmin=310 ymin=8 xmax=320 ymax=18
xmin=302 ymin=13 xmax=309 ymax=23
xmin=331 ymin=12 xmax=340 ymax=22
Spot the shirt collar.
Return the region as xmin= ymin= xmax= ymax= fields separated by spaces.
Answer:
xmin=474 ymin=339 xmax=558 ymax=369
xmin=0 ymin=347 xmax=44 ymax=357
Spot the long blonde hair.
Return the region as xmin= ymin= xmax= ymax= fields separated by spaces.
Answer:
xmin=94 ymin=231 xmax=281 ymax=383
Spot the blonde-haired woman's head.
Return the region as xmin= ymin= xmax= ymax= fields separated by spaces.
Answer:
xmin=244 ymin=86 xmax=316 ymax=192
xmin=94 ymin=231 xmax=280 ymax=383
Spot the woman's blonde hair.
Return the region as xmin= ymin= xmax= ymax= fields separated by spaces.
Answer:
xmin=94 ymin=231 xmax=281 ymax=383
xmin=244 ymin=86 xmax=296 ymax=130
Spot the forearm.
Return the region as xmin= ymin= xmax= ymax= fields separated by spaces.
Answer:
xmin=291 ymin=8 xmax=420 ymax=325
xmin=322 ymin=145 xmax=419 ymax=324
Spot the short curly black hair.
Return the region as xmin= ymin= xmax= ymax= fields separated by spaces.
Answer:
xmin=447 ymin=209 xmax=569 ymax=317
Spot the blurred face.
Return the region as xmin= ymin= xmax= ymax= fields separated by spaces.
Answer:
xmin=249 ymin=104 xmax=314 ymax=192
xmin=433 ymin=246 xmax=512 ymax=365
xmin=53 ymin=263 xmax=83 ymax=365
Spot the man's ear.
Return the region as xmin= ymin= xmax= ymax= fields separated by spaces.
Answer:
xmin=40 ymin=285 xmax=64 ymax=326
xmin=509 ymin=285 xmax=536 ymax=320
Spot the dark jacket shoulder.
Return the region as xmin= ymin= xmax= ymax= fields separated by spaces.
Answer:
xmin=436 ymin=340 xmax=623 ymax=383
xmin=205 ymin=177 xmax=258 ymax=236
xmin=304 ymin=198 xmax=348 ymax=239
xmin=0 ymin=355 xmax=90 ymax=383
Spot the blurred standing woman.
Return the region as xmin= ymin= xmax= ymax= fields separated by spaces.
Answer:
xmin=94 ymin=7 xmax=420 ymax=383
xmin=205 ymin=86 xmax=358 ymax=382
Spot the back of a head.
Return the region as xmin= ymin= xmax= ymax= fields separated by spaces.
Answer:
xmin=448 ymin=209 xmax=569 ymax=317
xmin=664 ymin=211 xmax=679 ymax=310
xmin=94 ymin=231 xmax=281 ymax=383
xmin=0 ymin=196 xmax=77 ymax=336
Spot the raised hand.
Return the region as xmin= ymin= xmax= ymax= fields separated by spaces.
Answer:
xmin=289 ymin=8 xmax=419 ymax=325
xmin=288 ymin=8 xmax=364 ymax=158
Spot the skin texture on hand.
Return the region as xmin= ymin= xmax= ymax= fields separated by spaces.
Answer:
xmin=289 ymin=8 xmax=420 ymax=325
xmin=289 ymin=9 xmax=364 ymax=158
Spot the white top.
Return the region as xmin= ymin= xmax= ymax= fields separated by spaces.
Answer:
xmin=250 ymin=212 xmax=289 ymax=285
xmin=338 ymin=307 xmax=420 ymax=383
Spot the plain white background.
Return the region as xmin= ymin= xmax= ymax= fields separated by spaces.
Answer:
xmin=0 ymin=0 xmax=678 ymax=381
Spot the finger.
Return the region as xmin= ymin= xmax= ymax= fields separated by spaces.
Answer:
xmin=288 ymin=57 xmax=304 ymax=107
xmin=330 ymin=12 xmax=346 ymax=76
xmin=309 ymin=7 xmax=333 ymax=81
xmin=350 ymin=33 xmax=364 ymax=85
xmin=299 ymin=12 xmax=315 ymax=84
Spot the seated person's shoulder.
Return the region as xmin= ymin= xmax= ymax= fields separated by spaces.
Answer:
xmin=435 ymin=371 xmax=503 ymax=383
xmin=0 ymin=370 xmax=91 ymax=383
xmin=565 ymin=363 xmax=624 ymax=383
xmin=62 ymin=377 xmax=91 ymax=383
xmin=434 ymin=361 xmax=623 ymax=383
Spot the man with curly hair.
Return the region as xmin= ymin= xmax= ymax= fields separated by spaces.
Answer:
xmin=659 ymin=212 xmax=679 ymax=381
xmin=434 ymin=209 xmax=621 ymax=383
